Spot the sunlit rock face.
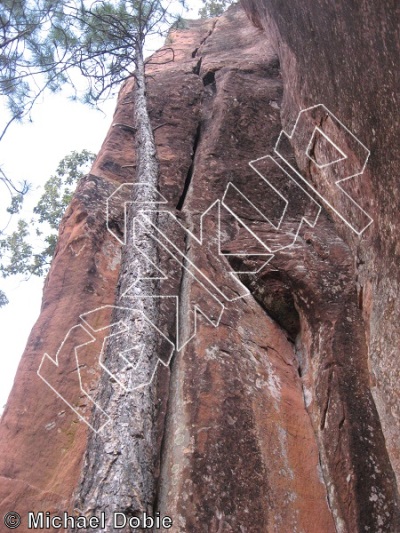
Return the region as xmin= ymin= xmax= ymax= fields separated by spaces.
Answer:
xmin=0 ymin=3 xmax=399 ymax=532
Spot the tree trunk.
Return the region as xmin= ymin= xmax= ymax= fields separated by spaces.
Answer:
xmin=72 ymin=45 xmax=163 ymax=532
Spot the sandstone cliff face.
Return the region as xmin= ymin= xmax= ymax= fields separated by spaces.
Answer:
xmin=0 ymin=4 xmax=399 ymax=533
xmin=240 ymin=1 xmax=400 ymax=531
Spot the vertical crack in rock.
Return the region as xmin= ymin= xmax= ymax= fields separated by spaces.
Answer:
xmin=156 ymin=7 xmax=337 ymax=531
xmin=177 ymin=27 xmax=218 ymax=213
xmin=198 ymin=19 xmax=218 ymax=49
xmin=192 ymin=56 xmax=202 ymax=74
xmin=176 ymin=122 xmax=202 ymax=211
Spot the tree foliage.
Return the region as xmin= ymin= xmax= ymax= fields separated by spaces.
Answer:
xmin=198 ymin=0 xmax=234 ymax=18
xmin=0 ymin=0 xmax=60 ymax=211
xmin=1 ymin=0 xmax=187 ymax=111
xmin=34 ymin=149 xmax=95 ymax=229
xmin=39 ymin=0 xmax=182 ymax=105
xmin=0 ymin=149 xmax=95 ymax=303
xmin=0 ymin=0 xmax=60 ymax=136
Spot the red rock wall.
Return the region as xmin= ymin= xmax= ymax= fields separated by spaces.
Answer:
xmin=0 ymin=3 xmax=399 ymax=532
xmin=241 ymin=0 xmax=400 ymax=531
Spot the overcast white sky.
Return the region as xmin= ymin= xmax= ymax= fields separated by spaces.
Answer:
xmin=0 ymin=2 xmax=203 ymax=412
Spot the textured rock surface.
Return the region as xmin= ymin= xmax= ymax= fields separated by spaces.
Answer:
xmin=240 ymin=1 xmax=400 ymax=531
xmin=156 ymin=10 xmax=334 ymax=531
xmin=0 ymin=174 xmax=123 ymax=525
xmin=0 ymin=3 xmax=399 ymax=532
